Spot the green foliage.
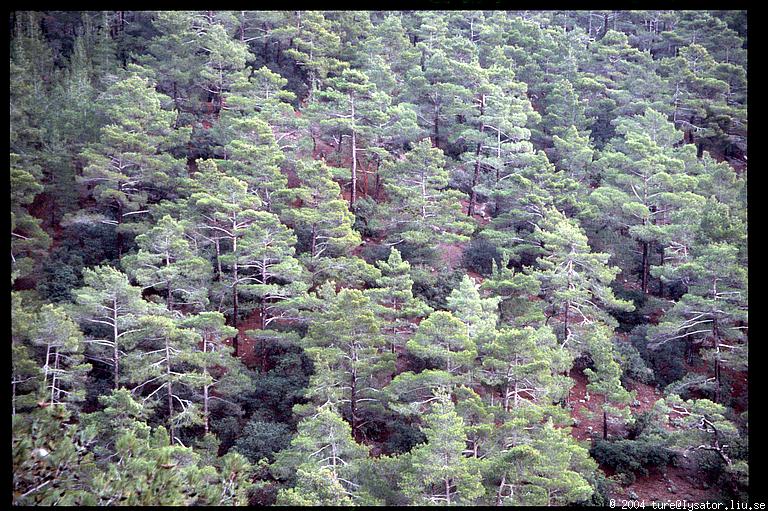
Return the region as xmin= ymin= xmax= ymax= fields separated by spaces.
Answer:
xmin=300 ymin=288 xmax=393 ymax=434
xmin=400 ymin=391 xmax=485 ymax=505
xmin=233 ymin=419 xmax=292 ymax=463
xmin=9 ymin=10 xmax=748 ymax=506
xmin=407 ymin=310 xmax=476 ymax=376
xmin=378 ymin=140 xmax=474 ymax=249
xmin=76 ymin=72 xmax=190 ymax=254
xmin=272 ymin=405 xmax=369 ymax=502
xmin=614 ymin=339 xmax=655 ymax=385
xmin=367 ymin=248 xmax=432 ymax=352
xmin=590 ymin=439 xmax=676 ymax=483
xmin=462 ymin=237 xmax=501 ymax=276
xmin=13 ymin=406 xmax=99 ymax=505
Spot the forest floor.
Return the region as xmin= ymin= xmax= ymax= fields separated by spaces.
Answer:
xmin=568 ymin=367 xmax=720 ymax=502
xmin=259 ymin=125 xmax=727 ymax=502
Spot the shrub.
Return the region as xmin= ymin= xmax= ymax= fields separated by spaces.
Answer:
xmin=614 ymin=340 xmax=654 ymax=385
xmin=383 ymin=421 xmax=426 ymax=455
xmin=233 ymin=419 xmax=292 ymax=463
xmin=36 ymin=247 xmax=84 ymax=303
xmin=590 ymin=439 xmax=676 ymax=483
xmin=351 ymin=196 xmax=381 ymax=239
xmin=411 ymin=266 xmax=463 ymax=310
xmin=359 ymin=243 xmax=392 ymax=266
xmin=578 ymin=471 xmax=616 ymax=507
xmin=462 ymin=237 xmax=500 ymax=276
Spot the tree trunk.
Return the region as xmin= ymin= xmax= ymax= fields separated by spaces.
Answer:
xmin=603 ymin=409 xmax=608 ymax=439
xmin=713 ymin=317 xmax=721 ymax=403
xmin=468 ymin=154 xmax=481 ymax=218
xmin=659 ymin=246 xmax=665 ymax=297
xmin=166 ymin=334 xmax=175 ymax=442
xmin=166 ymin=252 xmax=173 ymax=312
xmin=113 ymin=298 xmax=120 ymax=389
xmin=641 ymin=241 xmax=649 ymax=295
xmin=203 ymin=337 xmax=210 ymax=435
xmin=350 ymin=371 xmax=358 ymax=441
xmin=232 ymin=229 xmax=239 ymax=356
xmin=563 ymin=299 xmax=570 ymax=343
xmin=467 ymin=95 xmax=485 ymax=217
xmin=350 ymin=97 xmax=357 ymax=207
xmin=214 ymin=238 xmax=222 ymax=280
xmin=43 ymin=343 xmax=51 ymax=400
xmin=496 ymin=474 xmax=506 ymax=505
xmin=116 ymin=201 xmax=124 ymax=258
xmin=310 ymin=224 xmax=317 ymax=257
xmin=51 ymin=348 xmax=60 ymax=404
xmin=351 ymin=130 xmax=357 ymax=207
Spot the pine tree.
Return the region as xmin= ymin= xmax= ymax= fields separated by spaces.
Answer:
xmin=491 ymin=420 xmax=595 ymax=506
xmin=400 ymin=390 xmax=485 ymax=505
xmin=185 ymin=161 xmax=293 ymax=348
xmin=480 ymin=254 xmax=546 ymax=328
xmin=12 ymin=292 xmax=44 ymax=416
xmin=535 ymin=207 xmax=633 ymax=346
xmin=122 ymin=215 xmax=212 ymax=313
xmin=282 ymin=159 xmax=378 ymax=289
xmin=307 ymin=68 xmax=389 ymax=206
xmin=378 ymin=140 xmax=474 ymax=249
xmin=479 ymin=152 xmax=581 ymax=265
xmin=77 ymin=73 xmax=191 ymax=257
xmin=278 ymin=11 xmax=347 ymax=100
xmin=384 ymin=366 xmax=458 ymax=420
xmin=478 ymin=326 xmax=568 ymax=412
xmin=583 ymin=322 xmax=634 ymax=439
xmin=276 ymin=466 xmax=356 ymax=506
xmin=551 ymin=125 xmax=597 ymax=190
xmin=284 ymin=159 xmax=360 ymax=259
xmin=30 ymin=304 xmax=91 ymax=409
xmin=446 ymin=275 xmax=500 ymax=346
xmin=10 ymin=155 xmax=51 ymax=284
xmin=407 ymin=310 xmax=477 ymax=376
xmin=124 ymin=314 xmax=209 ymax=443
xmin=459 ymin=61 xmax=537 ymax=218
xmin=180 ymin=312 xmax=245 ymax=435
xmin=653 ymin=395 xmax=743 ymax=470
xmin=215 ymin=68 xmax=293 ymax=213
xmin=272 ymin=405 xmax=369 ymax=502
xmin=649 ymin=243 xmax=747 ymax=403
xmin=140 ymin=11 xmax=206 ymax=117
xmin=301 ymin=289 xmax=393 ymax=440
xmin=12 ymin=406 xmax=99 ymax=505
xmin=72 ymin=265 xmax=153 ymax=389
xmin=366 ymin=248 xmax=432 ymax=353
xmin=591 ymin=108 xmax=699 ymax=294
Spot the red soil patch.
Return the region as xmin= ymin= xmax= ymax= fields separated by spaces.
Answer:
xmin=568 ymin=368 xmax=609 ymax=442
xmin=617 ymin=462 xmax=719 ymax=503
xmin=221 ymin=308 xmax=264 ymax=369
xmin=437 ymin=242 xmax=466 ymax=269
xmin=568 ymin=367 xmax=664 ymax=441
xmin=726 ymin=368 xmax=748 ymax=415
xmin=283 ymin=165 xmax=302 ymax=188
xmin=466 ymin=269 xmax=485 ymax=284
xmin=459 ymin=198 xmax=491 ymax=226
xmin=568 ymin=367 xmax=720 ymax=503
